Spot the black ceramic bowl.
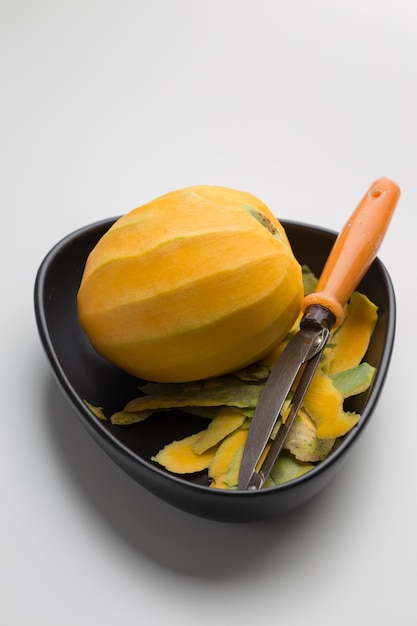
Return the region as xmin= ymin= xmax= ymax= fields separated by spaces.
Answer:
xmin=34 ymin=218 xmax=396 ymax=523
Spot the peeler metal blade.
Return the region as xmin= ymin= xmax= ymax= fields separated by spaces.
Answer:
xmin=238 ymin=309 xmax=332 ymax=490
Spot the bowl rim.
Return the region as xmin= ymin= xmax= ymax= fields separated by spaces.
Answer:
xmin=34 ymin=216 xmax=396 ymax=499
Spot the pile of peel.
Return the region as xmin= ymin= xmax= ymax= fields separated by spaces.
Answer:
xmin=87 ymin=267 xmax=378 ymax=490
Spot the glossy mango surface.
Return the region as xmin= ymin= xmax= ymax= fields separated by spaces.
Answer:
xmin=77 ymin=186 xmax=303 ymax=382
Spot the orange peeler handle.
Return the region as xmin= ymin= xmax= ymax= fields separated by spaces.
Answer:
xmin=302 ymin=178 xmax=400 ymax=326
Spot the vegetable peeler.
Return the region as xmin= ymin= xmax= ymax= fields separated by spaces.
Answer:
xmin=238 ymin=178 xmax=401 ymax=490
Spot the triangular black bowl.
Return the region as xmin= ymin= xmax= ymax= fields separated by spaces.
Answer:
xmin=34 ymin=218 xmax=396 ymax=523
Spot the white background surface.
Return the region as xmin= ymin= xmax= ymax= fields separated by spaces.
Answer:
xmin=1 ymin=1 xmax=416 ymax=624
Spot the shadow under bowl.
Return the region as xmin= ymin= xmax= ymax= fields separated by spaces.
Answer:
xmin=34 ymin=218 xmax=396 ymax=523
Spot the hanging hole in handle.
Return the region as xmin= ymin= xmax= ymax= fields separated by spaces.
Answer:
xmin=370 ymin=188 xmax=383 ymax=198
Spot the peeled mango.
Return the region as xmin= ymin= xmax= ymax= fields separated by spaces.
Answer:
xmin=77 ymin=186 xmax=303 ymax=383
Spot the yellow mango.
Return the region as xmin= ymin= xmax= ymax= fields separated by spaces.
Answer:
xmin=77 ymin=186 xmax=303 ymax=382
